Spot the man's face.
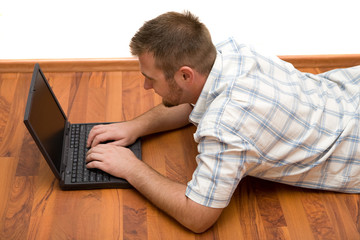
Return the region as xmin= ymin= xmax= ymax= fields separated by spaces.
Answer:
xmin=139 ymin=52 xmax=183 ymax=107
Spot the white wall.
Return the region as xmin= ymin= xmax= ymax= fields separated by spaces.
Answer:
xmin=0 ymin=0 xmax=359 ymax=59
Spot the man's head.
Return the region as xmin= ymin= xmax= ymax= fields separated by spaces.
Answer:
xmin=130 ymin=12 xmax=216 ymax=107
xmin=138 ymin=51 xmax=185 ymax=107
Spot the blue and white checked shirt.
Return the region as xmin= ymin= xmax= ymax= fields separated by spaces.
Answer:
xmin=185 ymin=37 xmax=360 ymax=208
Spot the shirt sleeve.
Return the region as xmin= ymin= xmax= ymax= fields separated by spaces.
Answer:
xmin=185 ymin=128 xmax=251 ymax=208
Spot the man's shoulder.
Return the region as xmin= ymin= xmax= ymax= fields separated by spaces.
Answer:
xmin=215 ymin=37 xmax=250 ymax=54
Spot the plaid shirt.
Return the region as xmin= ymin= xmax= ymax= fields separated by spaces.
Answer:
xmin=186 ymin=37 xmax=360 ymax=208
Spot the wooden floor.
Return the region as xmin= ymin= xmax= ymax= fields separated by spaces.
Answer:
xmin=0 ymin=57 xmax=360 ymax=239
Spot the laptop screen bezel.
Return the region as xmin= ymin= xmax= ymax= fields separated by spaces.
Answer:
xmin=23 ymin=63 xmax=68 ymax=179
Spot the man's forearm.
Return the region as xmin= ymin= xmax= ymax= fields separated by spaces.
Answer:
xmin=131 ymin=103 xmax=193 ymax=137
xmin=126 ymin=159 xmax=223 ymax=233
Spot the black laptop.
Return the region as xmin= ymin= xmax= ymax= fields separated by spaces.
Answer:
xmin=24 ymin=63 xmax=141 ymax=190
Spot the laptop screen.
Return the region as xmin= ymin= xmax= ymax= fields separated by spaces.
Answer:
xmin=24 ymin=64 xmax=67 ymax=175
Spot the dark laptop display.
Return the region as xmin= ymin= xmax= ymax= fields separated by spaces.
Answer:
xmin=24 ymin=64 xmax=141 ymax=190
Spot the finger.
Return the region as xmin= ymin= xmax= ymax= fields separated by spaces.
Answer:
xmin=90 ymin=132 xmax=112 ymax=148
xmin=85 ymin=148 xmax=106 ymax=163
xmin=107 ymin=139 xmax=128 ymax=147
xmin=86 ymin=143 xmax=110 ymax=156
xmin=86 ymin=125 xmax=105 ymax=147
xmin=86 ymin=159 xmax=104 ymax=170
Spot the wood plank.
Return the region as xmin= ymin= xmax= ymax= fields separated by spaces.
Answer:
xmin=147 ymin=204 xmax=195 ymax=239
xmin=165 ymin=126 xmax=198 ymax=183
xmin=122 ymin=71 xmax=152 ymax=121
xmin=106 ymin=72 xmax=124 ymax=122
xmin=16 ymin=132 xmax=41 ymax=176
xmin=0 ymin=73 xmax=29 ymax=157
xmin=0 ymin=157 xmax=18 ymax=239
xmin=0 ymin=76 xmax=35 ymax=240
xmin=0 ymin=176 xmax=35 ymax=240
xmin=235 ymin=177 xmax=268 ymax=240
xmin=215 ymin=199 xmax=245 ymax=239
xmin=321 ymin=192 xmax=360 ymax=239
xmin=67 ymin=72 xmax=90 ymax=123
xmin=38 ymin=189 xmax=123 ymax=239
xmin=277 ymin=186 xmax=315 ymax=240
xmin=300 ymin=190 xmax=338 ymax=239
xmin=86 ymin=72 xmax=107 ymax=123
xmin=26 ymin=156 xmax=58 ymax=240
xmin=252 ymin=179 xmax=291 ymax=240
xmin=122 ymin=190 xmax=148 ymax=240
xmin=48 ymin=72 xmax=73 ymax=115
xmin=0 ymin=73 xmax=19 ymax=143
xmin=343 ymin=194 xmax=360 ymax=233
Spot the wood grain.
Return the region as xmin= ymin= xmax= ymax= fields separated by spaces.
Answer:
xmin=1 ymin=176 xmax=35 ymax=240
xmin=0 ymin=157 xmax=18 ymax=237
xmin=0 ymin=57 xmax=359 ymax=239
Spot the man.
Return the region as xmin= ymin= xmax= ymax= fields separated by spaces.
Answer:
xmin=86 ymin=11 xmax=360 ymax=232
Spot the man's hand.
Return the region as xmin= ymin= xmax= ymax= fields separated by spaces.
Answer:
xmin=86 ymin=122 xmax=139 ymax=148
xmin=85 ymin=144 xmax=139 ymax=179
xmin=87 ymin=103 xmax=192 ymax=149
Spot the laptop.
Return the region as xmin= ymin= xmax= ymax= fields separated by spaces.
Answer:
xmin=24 ymin=63 xmax=141 ymax=190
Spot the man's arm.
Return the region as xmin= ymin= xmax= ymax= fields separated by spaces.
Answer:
xmin=131 ymin=103 xmax=193 ymax=137
xmin=127 ymin=159 xmax=223 ymax=233
xmin=87 ymin=103 xmax=193 ymax=148
xmin=85 ymin=145 xmax=223 ymax=233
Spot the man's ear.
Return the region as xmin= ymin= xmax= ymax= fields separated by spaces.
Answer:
xmin=176 ymin=66 xmax=194 ymax=86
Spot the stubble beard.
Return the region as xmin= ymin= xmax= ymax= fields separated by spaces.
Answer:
xmin=162 ymin=79 xmax=183 ymax=108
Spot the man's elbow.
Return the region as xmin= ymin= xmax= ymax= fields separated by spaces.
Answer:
xmin=182 ymin=208 xmax=223 ymax=233
xmin=188 ymin=221 xmax=216 ymax=234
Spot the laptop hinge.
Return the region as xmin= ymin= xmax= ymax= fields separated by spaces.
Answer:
xmin=61 ymin=121 xmax=71 ymax=173
xmin=65 ymin=122 xmax=71 ymax=136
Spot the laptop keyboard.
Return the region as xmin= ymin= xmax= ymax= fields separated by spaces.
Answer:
xmin=70 ymin=124 xmax=110 ymax=183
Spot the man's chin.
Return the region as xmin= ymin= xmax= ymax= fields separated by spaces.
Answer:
xmin=162 ymin=99 xmax=179 ymax=108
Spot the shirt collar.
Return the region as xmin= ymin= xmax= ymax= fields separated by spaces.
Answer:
xmin=189 ymin=37 xmax=242 ymax=125
xmin=189 ymin=51 xmax=223 ymax=125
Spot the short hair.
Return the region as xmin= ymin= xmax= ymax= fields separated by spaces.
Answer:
xmin=130 ymin=11 xmax=217 ymax=80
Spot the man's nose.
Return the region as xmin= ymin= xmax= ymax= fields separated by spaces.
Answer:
xmin=144 ymin=78 xmax=153 ymax=90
